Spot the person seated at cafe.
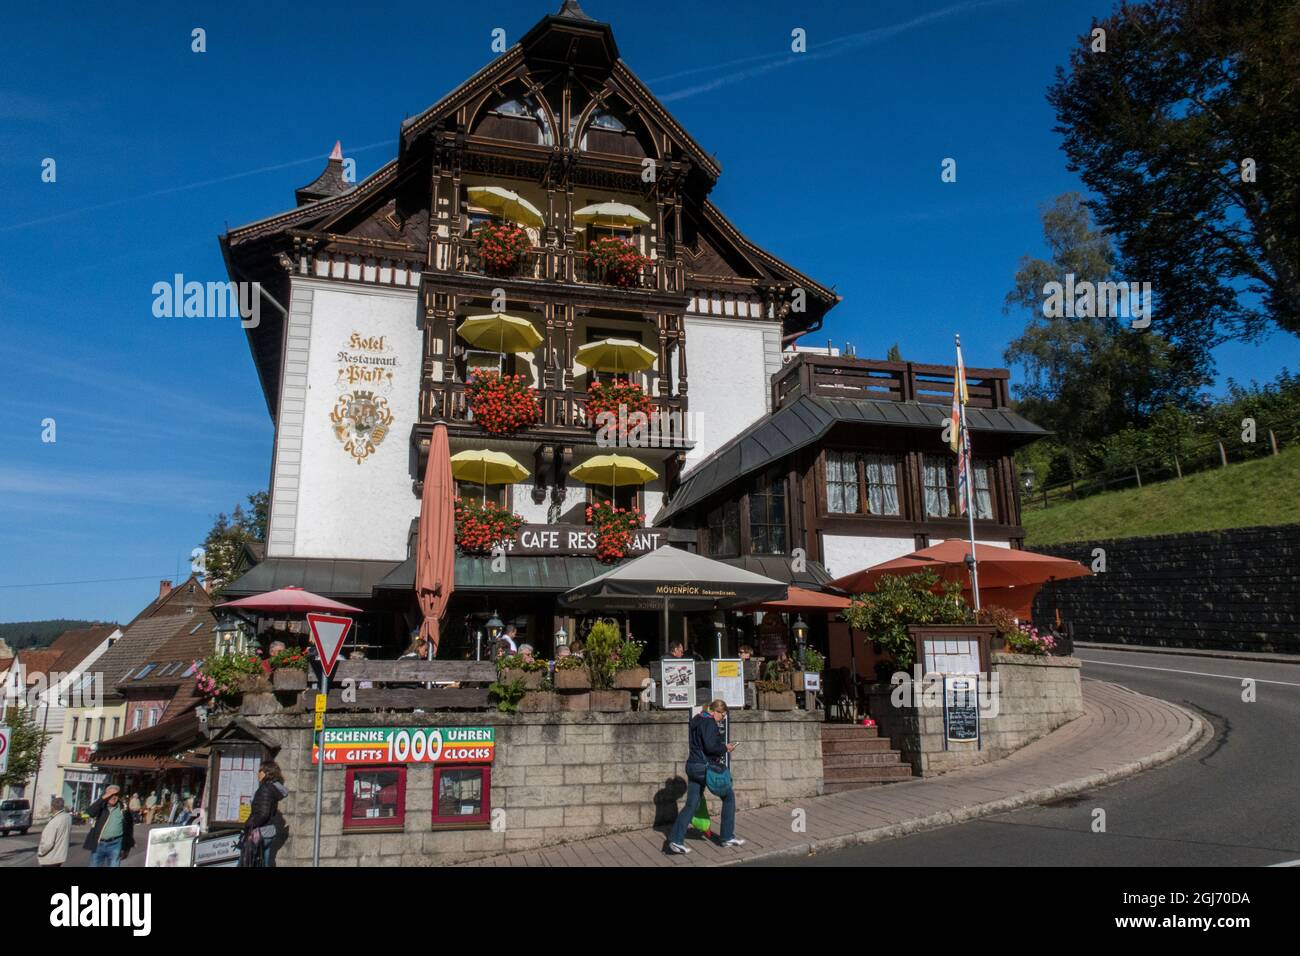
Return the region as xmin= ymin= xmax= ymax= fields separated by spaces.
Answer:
xmin=518 ymin=643 xmax=536 ymax=665
xmin=670 ymin=641 xmax=703 ymax=661
xmin=400 ymin=635 xmax=429 ymax=660
xmin=261 ymin=640 xmax=287 ymax=676
xmin=738 ymin=645 xmax=754 ymax=661
xmin=568 ymin=639 xmax=584 ymax=659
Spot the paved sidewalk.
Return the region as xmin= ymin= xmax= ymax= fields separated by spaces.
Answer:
xmin=461 ymin=679 xmax=1208 ymax=867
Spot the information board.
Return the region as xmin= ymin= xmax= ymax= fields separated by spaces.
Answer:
xmin=943 ymin=676 xmax=980 ymax=743
xmin=710 ymin=659 xmax=745 ymax=709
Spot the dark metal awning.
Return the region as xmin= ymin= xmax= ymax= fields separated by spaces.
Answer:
xmin=222 ymin=557 xmax=402 ymax=600
xmin=93 ymin=711 xmax=204 ymax=762
xmin=718 ymin=555 xmax=838 ymax=590
xmin=375 ymin=554 xmax=628 ymax=594
xmin=657 ymin=394 xmax=1048 ymax=522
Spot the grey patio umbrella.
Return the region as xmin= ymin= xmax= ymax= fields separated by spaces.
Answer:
xmin=563 ymin=545 xmax=788 ymax=652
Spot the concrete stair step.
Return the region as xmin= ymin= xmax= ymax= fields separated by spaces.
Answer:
xmin=823 ymin=779 xmax=911 ymax=793
xmin=823 ymin=764 xmax=915 ymax=784
xmin=822 ymin=737 xmax=894 ymax=754
xmin=823 ymin=751 xmax=905 ymax=769
xmin=821 ymin=725 xmax=879 ymax=740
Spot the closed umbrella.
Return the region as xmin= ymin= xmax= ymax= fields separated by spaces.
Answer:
xmin=466 ymin=186 xmax=545 ymax=228
xmin=416 ymin=425 xmax=456 ymax=653
xmin=573 ymin=202 xmax=650 ymax=227
xmin=457 ymin=313 xmax=543 ymax=355
xmin=569 ymin=454 xmax=658 ymax=488
xmin=574 ymin=337 xmax=657 ymax=374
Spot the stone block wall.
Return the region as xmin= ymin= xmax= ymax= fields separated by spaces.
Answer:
xmin=225 ymin=708 xmax=823 ymax=867
xmin=867 ymin=653 xmax=1083 ymax=776
xmin=1032 ymin=525 xmax=1300 ymax=652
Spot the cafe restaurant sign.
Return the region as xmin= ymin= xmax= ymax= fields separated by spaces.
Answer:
xmin=312 ymin=727 xmax=496 ymax=766
xmin=502 ymin=524 xmax=666 ymax=557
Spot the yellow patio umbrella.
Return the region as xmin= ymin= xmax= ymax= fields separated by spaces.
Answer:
xmin=457 ymin=313 xmax=543 ymax=354
xmin=466 ymin=186 xmax=545 ymax=228
xmin=574 ymin=337 xmax=657 ymax=374
xmin=573 ymin=201 xmax=650 ymax=228
xmin=450 ymin=449 xmax=530 ymax=486
xmin=569 ymin=454 xmax=659 ymax=488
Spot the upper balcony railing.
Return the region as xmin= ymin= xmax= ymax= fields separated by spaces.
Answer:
xmin=433 ymin=235 xmax=671 ymax=293
xmin=773 ymin=354 xmax=1011 ymax=411
xmin=420 ymin=378 xmax=690 ymax=446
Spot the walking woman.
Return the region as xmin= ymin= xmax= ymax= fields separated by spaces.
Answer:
xmin=667 ymin=699 xmax=745 ymax=854
xmin=242 ymin=761 xmax=289 ymax=867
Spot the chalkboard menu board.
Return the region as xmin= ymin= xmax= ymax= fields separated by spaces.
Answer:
xmin=943 ymin=676 xmax=980 ymax=743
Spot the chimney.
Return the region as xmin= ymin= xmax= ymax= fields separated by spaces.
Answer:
xmin=159 ymin=580 xmax=173 ymax=600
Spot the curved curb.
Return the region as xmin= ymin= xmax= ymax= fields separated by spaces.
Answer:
xmin=730 ymin=684 xmax=1212 ymax=866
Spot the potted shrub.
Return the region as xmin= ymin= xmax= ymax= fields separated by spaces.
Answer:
xmin=489 ymin=676 xmax=528 ymax=713
xmin=764 ymin=656 xmax=798 ymax=691
xmin=455 ymin=497 xmax=524 ymax=554
xmin=465 ymin=371 xmax=540 ymax=435
xmin=755 ymin=679 xmax=796 ymax=711
xmin=497 ymin=653 xmax=547 ymax=690
xmin=976 ymin=605 xmax=1019 ymax=652
xmin=612 ymin=637 xmax=649 ymax=690
xmin=270 ymin=646 xmax=310 ymax=691
xmin=1003 ymin=622 xmax=1057 ymax=656
xmin=842 ymin=570 xmax=975 ymax=675
xmin=473 ymin=221 xmax=530 ymax=276
xmin=553 ymin=653 xmax=591 ymax=690
xmin=587 ymin=235 xmax=650 ymax=287
xmin=584 ymin=619 xmax=632 ymax=711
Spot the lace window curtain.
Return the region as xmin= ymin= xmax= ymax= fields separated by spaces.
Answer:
xmin=826 ymin=452 xmax=859 ymax=514
xmin=923 ymin=455 xmax=952 ymax=517
xmin=973 ymin=462 xmax=995 ymax=519
xmin=864 ymin=455 xmax=900 ymax=515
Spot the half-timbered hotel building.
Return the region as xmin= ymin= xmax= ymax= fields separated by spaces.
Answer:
xmin=221 ymin=2 xmax=1045 ymax=670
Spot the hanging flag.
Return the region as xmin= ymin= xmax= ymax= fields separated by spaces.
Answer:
xmin=951 ymin=343 xmax=971 ymax=515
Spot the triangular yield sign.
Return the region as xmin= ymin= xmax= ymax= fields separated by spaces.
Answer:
xmin=306 ymin=613 xmax=353 ymax=676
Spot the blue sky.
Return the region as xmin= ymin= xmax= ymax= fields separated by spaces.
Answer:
xmin=1 ymin=0 xmax=1294 ymax=624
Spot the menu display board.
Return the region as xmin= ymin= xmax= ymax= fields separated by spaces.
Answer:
xmin=212 ymin=751 xmax=261 ymax=826
xmin=660 ymin=660 xmax=697 ymax=709
xmin=710 ymin=659 xmax=745 ymax=709
xmin=943 ymin=676 xmax=980 ymax=743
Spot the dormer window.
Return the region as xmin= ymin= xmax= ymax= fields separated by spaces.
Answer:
xmin=590 ymin=111 xmax=625 ymax=132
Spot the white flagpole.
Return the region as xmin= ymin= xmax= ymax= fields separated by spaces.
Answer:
xmin=956 ymin=335 xmax=981 ymax=611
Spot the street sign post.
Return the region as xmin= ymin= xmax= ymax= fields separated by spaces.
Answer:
xmin=0 ymin=726 xmax=10 ymax=775
xmin=305 ymin=612 xmax=352 ymax=868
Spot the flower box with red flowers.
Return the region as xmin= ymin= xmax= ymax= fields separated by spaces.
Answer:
xmin=465 ymin=371 xmax=541 ymax=435
xmin=587 ymin=236 xmax=651 ymax=288
xmin=585 ymin=499 xmax=645 ymax=563
xmin=585 ymin=379 xmax=655 ymax=435
xmin=473 ymin=222 xmax=531 ymax=276
xmin=455 ymin=497 xmax=524 ymax=554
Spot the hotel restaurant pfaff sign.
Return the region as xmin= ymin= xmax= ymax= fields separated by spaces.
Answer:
xmin=502 ymin=525 xmax=667 ymax=557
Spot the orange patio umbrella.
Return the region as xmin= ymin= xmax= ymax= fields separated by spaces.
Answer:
xmin=829 ymin=541 xmax=1090 ymax=619
xmin=416 ymin=424 xmax=456 ymax=654
xmin=741 ymin=586 xmax=851 ymax=612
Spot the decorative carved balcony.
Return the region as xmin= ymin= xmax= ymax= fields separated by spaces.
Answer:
xmin=419 ymin=378 xmax=691 ymax=448
xmin=432 ymin=235 xmax=675 ymax=293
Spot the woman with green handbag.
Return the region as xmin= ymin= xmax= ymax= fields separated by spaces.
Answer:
xmin=667 ymin=699 xmax=745 ymax=854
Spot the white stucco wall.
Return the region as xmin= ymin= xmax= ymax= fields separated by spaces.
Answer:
xmin=936 ymin=538 xmax=1012 ymax=550
xmin=682 ymin=316 xmax=782 ymax=469
xmin=270 ymin=278 xmax=422 ymax=561
xmin=819 ymin=534 xmax=917 ymax=580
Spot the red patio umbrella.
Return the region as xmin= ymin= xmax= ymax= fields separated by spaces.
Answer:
xmin=416 ymin=424 xmax=456 ymax=654
xmin=215 ymin=587 xmax=363 ymax=615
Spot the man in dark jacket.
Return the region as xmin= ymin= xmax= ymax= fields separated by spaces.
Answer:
xmin=84 ymin=785 xmax=134 ymax=867
xmin=667 ymin=700 xmax=745 ymax=854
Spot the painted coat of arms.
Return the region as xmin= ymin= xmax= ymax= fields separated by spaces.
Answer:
xmin=331 ymin=390 xmax=394 ymax=464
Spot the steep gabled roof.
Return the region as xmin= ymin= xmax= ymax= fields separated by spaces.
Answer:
xmin=47 ymin=624 xmax=120 ymax=674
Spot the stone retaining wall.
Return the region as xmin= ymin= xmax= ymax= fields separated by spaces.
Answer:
xmin=224 ymin=708 xmax=823 ymax=867
xmin=868 ymin=653 xmax=1083 ymax=776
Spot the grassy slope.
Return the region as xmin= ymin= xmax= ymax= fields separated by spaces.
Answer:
xmin=1023 ymin=444 xmax=1300 ymax=546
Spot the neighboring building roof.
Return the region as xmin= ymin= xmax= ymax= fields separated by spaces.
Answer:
xmin=88 ymin=615 xmax=207 ymax=701
xmin=14 ymin=648 xmax=62 ymax=682
xmin=47 ymin=624 xmax=119 ymax=674
xmin=658 ymin=394 xmax=1049 ymax=524
xmin=125 ymin=573 xmax=213 ymax=628
xmin=122 ymin=612 xmax=216 ymax=691
xmin=223 ymin=557 xmax=402 ymax=599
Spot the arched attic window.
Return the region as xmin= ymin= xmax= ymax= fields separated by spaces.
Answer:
xmin=574 ymin=108 xmax=646 ymax=158
xmin=474 ymin=94 xmax=554 ymax=147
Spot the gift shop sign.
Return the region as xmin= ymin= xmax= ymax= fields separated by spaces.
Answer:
xmin=312 ymin=727 xmax=496 ymax=765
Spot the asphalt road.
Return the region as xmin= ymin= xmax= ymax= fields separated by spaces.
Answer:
xmin=772 ymin=648 xmax=1300 ymax=867
xmin=0 ymin=822 xmax=152 ymax=868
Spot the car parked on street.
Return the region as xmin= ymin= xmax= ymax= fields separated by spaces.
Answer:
xmin=0 ymin=798 xmax=33 ymax=836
